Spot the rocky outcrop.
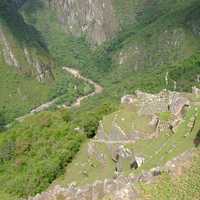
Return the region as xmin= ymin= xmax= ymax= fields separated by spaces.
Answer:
xmin=0 ymin=28 xmax=20 ymax=68
xmin=49 ymin=0 xmax=119 ymax=46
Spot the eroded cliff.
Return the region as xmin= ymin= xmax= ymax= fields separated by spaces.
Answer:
xmin=0 ymin=0 xmax=53 ymax=81
xmin=49 ymin=0 xmax=119 ymax=46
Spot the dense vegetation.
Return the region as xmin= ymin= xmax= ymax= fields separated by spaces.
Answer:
xmin=169 ymin=54 xmax=200 ymax=91
xmin=0 ymin=0 xmax=94 ymax=124
xmin=1 ymin=0 xmax=199 ymax=120
xmin=0 ymin=110 xmax=84 ymax=198
xmin=0 ymin=101 xmax=116 ymax=199
xmin=0 ymin=59 xmax=93 ymax=124
xmin=20 ymin=0 xmax=200 ymax=96
xmin=1 ymin=0 xmax=200 ymax=199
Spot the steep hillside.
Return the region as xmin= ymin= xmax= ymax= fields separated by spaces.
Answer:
xmin=0 ymin=0 xmax=52 ymax=123
xmin=21 ymin=0 xmax=200 ymax=91
xmin=0 ymin=0 xmax=53 ymax=81
xmin=0 ymin=110 xmax=85 ymax=198
xmin=48 ymin=0 xmax=119 ymax=46
xmin=112 ymin=0 xmax=200 ymax=73
xmin=0 ymin=0 xmax=94 ymax=124
xmin=25 ymin=90 xmax=200 ymax=200
xmin=1 ymin=1 xmax=200 ymax=200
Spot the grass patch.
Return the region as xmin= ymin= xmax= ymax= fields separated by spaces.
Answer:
xmin=158 ymin=112 xmax=172 ymax=121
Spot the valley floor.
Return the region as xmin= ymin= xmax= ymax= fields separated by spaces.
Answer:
xmin=15 ymin=67 xmax=103 ymax=123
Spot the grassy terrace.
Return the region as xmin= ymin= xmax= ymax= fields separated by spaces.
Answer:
xmin=1 ymin=0 xmax=200 ymax=199
xmin=130 ymin=106 xmax=200 ymax=173
xmin=57 ymin=142 xmax=116 ymax=187
xmin=102 ymin=104 xmax=154 ymax=135
xmin=56 ymin=104 xmax=200 ymax=187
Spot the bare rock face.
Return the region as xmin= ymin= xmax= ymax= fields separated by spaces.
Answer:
xmin=0 ymin=1 xmax=54 ymax=82
xmin=49 ymin=0 xmax=119 ymax=46
xmin=0 ymin=25 xmax=53 ymax=82
xmin=0 ymin=28 xmax=19 ymax=69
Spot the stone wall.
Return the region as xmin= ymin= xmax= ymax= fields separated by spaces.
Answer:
xmin=135 ymin=90 xmax=190 ymax=117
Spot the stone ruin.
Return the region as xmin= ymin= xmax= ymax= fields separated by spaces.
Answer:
xmin=121 ymin=95 xmax=135 ymax=104
xmin=97 ymin=90 xmax=191 ymax=144
xmin=192 ymin=86 xmax=200 ymax=96
xmin=88 ymin=142 xmax=145 ymax=177
xmin=96 ymin=120 xmax=146 ymax=142
xmin=169 ymin=92 xmax=190 ymax=117
xmin=93 ymin=90 xmax=193 ymax=175
xmin=135 ymin=90 xmax=190 ymax=117
xmin=27 ymin=89 xmax=197 ymax=200
xmin=28 ymin=175 xmax=139 ymax=200
xmin=133 ymin=90 xmax=191 ymax=134
xmin=131 ymin=156 xmax=145 ymax=169
xmin=93 ymin=90 xmax=192 ymax=176
xmin=28 ymin=149 xmax=194 ymax=200
xmin=135 ymin=90 xmax=169 ymax=115
xmin=111 ymin=145 xmax=145 ymax=173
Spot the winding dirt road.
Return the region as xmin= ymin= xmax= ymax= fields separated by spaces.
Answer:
xmin=63 ymin=67 xmax=103 ymax=107
xmin=16 ymin=67 xmax=103 ymax=122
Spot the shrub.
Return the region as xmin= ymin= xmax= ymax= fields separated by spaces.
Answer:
xmin=0 ymin=111 xmax=85 ymax=198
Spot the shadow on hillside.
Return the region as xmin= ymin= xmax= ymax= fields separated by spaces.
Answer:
xmin=0 ymin=0 xmax=48 ymax=52
xmin=21 ymin=0 xmax=45 ymax=15
xmin=194 ymin=129 xmax=200 ymax=147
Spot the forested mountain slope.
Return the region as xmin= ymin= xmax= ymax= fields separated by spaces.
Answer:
xmin=21 ymin=0 xmax=200 ymax=89
xmin=0 ymin=0 xmax=93 ymax=124
xmin=0 ymin=0 xmax=200 ymax=200
xmin=0 ymin=0 xmax=53 ymax=81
